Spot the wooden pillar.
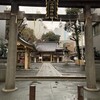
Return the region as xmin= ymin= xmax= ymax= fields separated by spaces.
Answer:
xmin=52 ymin=56 xmax=55 ymax=62
xmin=50 ymin=54 xmax=52 ymax=62
xmin=25 ymin=48 xmax=29 ymax=70
xmin=62 ymin=56 xmax=64 ymax=62
xmin=28 ymin=51 xmax=31 ymax=69
xmin=2 ymin=3 xmax=18 ymax=92
xmin=57 ymin=57 xmax=59 ymax=63
xmin=84 ymin=5 xmax=97 ymax=89
xmin=29 ymin=85 xmax=36 ymax=100
xmin=41 ymin=54 xmax=43 ymax=62
xmin=34 ymin=57 xmax=36 ymax=63
xmin=77 ymin=86 xmax=84 ymax=100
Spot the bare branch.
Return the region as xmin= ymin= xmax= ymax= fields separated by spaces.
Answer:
xmin=70 ymin=37 xmax=76 ymax=41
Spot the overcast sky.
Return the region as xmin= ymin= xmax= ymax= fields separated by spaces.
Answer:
xmin=19 ymin=6 xmax=66 ymax=14
xmin=19 ymin=6 xmax=66 ymax=30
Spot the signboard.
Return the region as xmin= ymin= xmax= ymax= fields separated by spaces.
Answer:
xmin=46 ymin=0 xmax=59 ymax=19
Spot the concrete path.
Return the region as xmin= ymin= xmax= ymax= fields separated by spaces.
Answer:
xmin=0 ymin=80 xmax=87 ymax=100
xmin=0 ymin=62 xmax=100 ymax=100
xmin=36 ymin=63 xmax=62 ymax=76
xmin=16 ymin=63 xmax=86 ymax=79
xmin=35 ymin=81 xmax=79 ymax=100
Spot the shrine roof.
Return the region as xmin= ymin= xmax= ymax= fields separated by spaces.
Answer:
xmin=36 ymin=42 xmax=63 ymax=52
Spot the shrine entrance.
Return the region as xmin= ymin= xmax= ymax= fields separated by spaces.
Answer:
xmin=0 ymin=1 xmax=100 ymax=98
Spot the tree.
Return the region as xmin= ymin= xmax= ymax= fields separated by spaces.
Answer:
xmin=65 ymin=8 xmax=82 ymax=60
xmin=41 ymin=31 xmax=60 ymax=42
xmin=6 ymin=18 xmax=36 ymax=44
xmin=66 ymin=8 xmax=81 ymax=15
xmin=20 ymin=27 xmax=36 ymax=43
xmin=0 ymin=38 xmax=7 ymax=57
xmin=69 ymin=22 xmax=81 ymax=60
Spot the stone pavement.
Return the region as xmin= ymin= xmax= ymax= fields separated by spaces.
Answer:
xmin=0 ymin=81 xmax=32 ymax=100
xmin=0 ymin=80 xmax=100 ymax=100
xmin=34 ymin=80 xmax=86 ymax=100
xmin=36 ymin=63 xmax=62 ymax=76
xmin=52 ymin=62 xmax=85 ymax=78
xmin=0 ymin=62 xmax=100 ymax=100
xmin=16 ymin=62 xmax=86 ymax=78
xmin=16 ymin=63 xmax=42 ymax=77
xmin=0 ymin=80 xmax=86 ymax=100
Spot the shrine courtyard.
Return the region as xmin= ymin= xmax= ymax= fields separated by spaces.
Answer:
xmin=0 ymin=62 xmax=100 ymax=100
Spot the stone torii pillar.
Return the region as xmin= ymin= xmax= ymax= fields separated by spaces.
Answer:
xmin=2 ymin=3 xmax=18 ymax=92
xmin=84 ymin=5 xmax=97 ymax=89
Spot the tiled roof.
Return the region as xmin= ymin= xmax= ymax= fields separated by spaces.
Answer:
xmin=36 ymin=42 xmax=58 ymax=52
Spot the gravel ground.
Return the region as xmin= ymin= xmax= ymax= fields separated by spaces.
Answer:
xmin=16 ymin=63 xmax=42 ymax=77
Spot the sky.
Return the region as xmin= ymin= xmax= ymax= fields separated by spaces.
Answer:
xmin=1 ymin=6 xmax=70 ymax=39
xmin=5 ymin=6 xmax=67 ymax=30
xmin=19 ymin=6 xmax=66 ymax=30
xmin=19 ymin=6 xmax=66 ymax=14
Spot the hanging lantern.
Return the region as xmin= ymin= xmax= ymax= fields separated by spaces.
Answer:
xmin=45 ymin=0 xmax=59 ymax=19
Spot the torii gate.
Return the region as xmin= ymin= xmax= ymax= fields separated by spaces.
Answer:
xmin=0 ymin=0 xmax=100 ymax=95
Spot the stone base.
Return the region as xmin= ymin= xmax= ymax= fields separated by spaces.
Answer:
xmin=2 ymin=87 xmax=18 ymax=92
xmin=75 ymin=60 xmax=85 ymax=65
xmin=83 ymin=87 xmax=100 ymax=99
xmin=84 ymin=86 xmax=100 ymax=92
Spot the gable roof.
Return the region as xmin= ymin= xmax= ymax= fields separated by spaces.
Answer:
xmin=36 ymin=42 xmax=59 ymax=52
